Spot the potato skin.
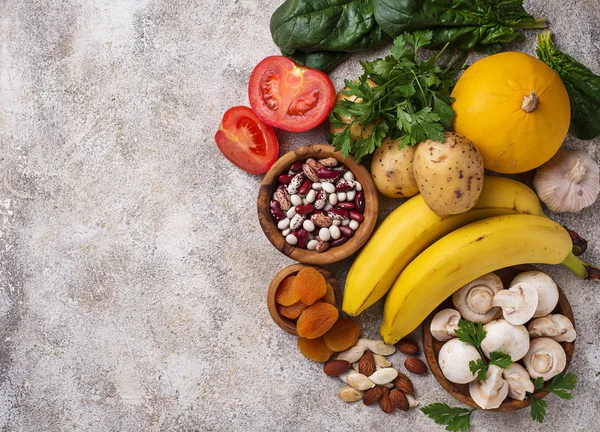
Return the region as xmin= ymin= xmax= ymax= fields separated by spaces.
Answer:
xmin=371 ymin=138 xmax=419 ymax=198
xmin=413 ymin=132 xmax=484 ymax=216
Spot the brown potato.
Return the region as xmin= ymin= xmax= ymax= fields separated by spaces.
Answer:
xmin=371 ymin=137 xmax=419 ymax=198
xmin=413 ymin=132 xmax=484 ymax=216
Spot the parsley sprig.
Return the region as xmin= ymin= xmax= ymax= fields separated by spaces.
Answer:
xmin=421 ymin=404 xmax=475 ymax=432
xmin=469 ymin=351 xmax=512 ymax=381
xmin=329 ymin=31 xmax=467 ymax=162
xmin=529 ymin=373 xmax=578 ymax=423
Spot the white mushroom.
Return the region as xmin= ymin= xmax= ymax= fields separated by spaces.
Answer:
xmin=469 ymin=365 xmax=509 ymax=409
xmin=480 ymin=319 xmax=530 ymax=361
xmin=430 ymin=308 xmax=461 ymax=341
xmin=491 ymin=282 xmax=539 ymax=326
xmin=502 ymin=363 xmax=535 ymax=401
xmin=528 ymin=314 xmax=576 ymax=343
xmin=452 ymin=273 xmax=503 ymax=324
xmin=438 ymin=338 xmax=481 ymax=384
xmin=510 ymin=271 xmax=559 ymax=318
xmin=523 ymin=337 xmax=567 ymax=381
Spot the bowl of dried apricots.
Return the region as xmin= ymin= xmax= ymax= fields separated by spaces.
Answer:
xmin=267 ymin=264 xmax=361 ymax=362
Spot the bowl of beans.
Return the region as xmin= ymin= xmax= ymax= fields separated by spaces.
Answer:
xmin=257 ymin=144 xmax=379 ymax=265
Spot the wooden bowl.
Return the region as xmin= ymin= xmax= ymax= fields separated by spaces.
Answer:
xmin=257 ymin=144 xmax=379 ymax=265
xmin=267 ymin=264 xmax=342 ymax=336
xmin=423 ymin=265 xmax=575 ymax=412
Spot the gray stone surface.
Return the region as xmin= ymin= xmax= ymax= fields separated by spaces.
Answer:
xmin=0 ymin=0 xmax=599 ymax=430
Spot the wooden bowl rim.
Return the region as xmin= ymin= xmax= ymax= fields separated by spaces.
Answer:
xmin=422 ymin=264 xmax=575 ymax=412
xmin=257 ymin=144 xmax=379 ymax=265
xmin=267 ymin=263 xmax=342 ymax=336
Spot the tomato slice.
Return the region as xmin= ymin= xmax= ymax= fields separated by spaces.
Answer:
xmin=248 ymin=56 xmax=336 ymax=132
xmin=215 ymin=106 xmax=279 ymax=174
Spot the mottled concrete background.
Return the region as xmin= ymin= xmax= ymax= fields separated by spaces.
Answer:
xmin=0 ymin=0 xmax=599 ymax=430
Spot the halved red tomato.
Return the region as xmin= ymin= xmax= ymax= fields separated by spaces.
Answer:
xmin=248 ymin=56 xmax=336 ymax=132
xmin=215 ymin=106 xmax=279 ymax=174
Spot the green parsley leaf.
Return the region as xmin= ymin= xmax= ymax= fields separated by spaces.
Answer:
xmin=455 ymin=319 xmax=486 ymax=350
xmin=532 ymin=376 xmax=545 ymax=392
xmin=422 ymin=403 xmax=474 ymax=432
xmin=488 ymin=351 xmax=512 ymax=369
xmin=469 ymin=358 xmax=488 ymax=381
xmin=530 ymin=396 xmax=547 ymax=423
xmin=546 ymin=373 xmax=577 ymax=400
xmin=468 ymin=351 xmax=511 ymax=381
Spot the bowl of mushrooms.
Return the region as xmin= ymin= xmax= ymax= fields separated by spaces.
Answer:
xmin=423 ymin=264 xmax=575 ymax=412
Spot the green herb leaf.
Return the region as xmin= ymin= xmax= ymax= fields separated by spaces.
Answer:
xmin=532 ymin=376 xmax=545 ymax=392
xmin=455 ymin=319 xmax=486 ymax=350
xmin=546 ymin=373 xmax=578 ymax=400
xmin=469 ymin=358 xmax=488 ymax=381
xmin=488 ymin=351 xmax=512 ymax=369
xmin=530 ymin=396 xmax=547 ymax=423
xmin=468 ymin=351 xmax=511 ymax=381
xmin=422 ymin=403 xmax=474 ymax=432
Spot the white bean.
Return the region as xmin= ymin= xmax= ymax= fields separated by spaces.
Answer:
xmin=346 ymin=190 xmax=356 ymax=201
xmin=285 ymin=234 xmax=298 ymax=245
xmin=307 ymin=239 xmax=318 ymax=250
xmin=337 ymin=192 xmax=346 ymax=201
xmin=306 ymin=189 xmax=316 ymax=203
xmin=332 ymin=219 xmax=341 ymax=226
xmin=329 ymin=193 xmax=338 ymax=205
xmin=342 ymin=219 xmax=350 ymax=226
xmin=329 ymin=225 xmax=341 ymax=240
xmin=312 ymin=182 xmax=322 ymax=190
xmin=349 ymin=220 xmax=360 ymax=230
xmin=303 ymin=220 xmax=315 ymax=232
xmin=343 ymin=171 xmax=355 ymax=181
xmin=355 ymin=181 xmax=362 ymax=192
xmin=302 ymin=198 xmax=309 ymax=205
xmin=277 ymin=218 xmax=290 ymax=230
xmin=282 ymin=228 xmax=291 ymax=236
xmin=322 ymin=182 xmax=336 ymax=194
xmin=324 ymin=202 xmax=333 ymax=211
xmin=291 ymin=194 xmax=302 ymax=206
xmin=286 ymin=207 xmax=297 ymax=219
xmin=319 ymin=227 xmax=331 ymax=242
xmin=273 ymin=192 xmax=278 ymax=200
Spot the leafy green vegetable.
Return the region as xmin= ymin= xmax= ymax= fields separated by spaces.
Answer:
xmin=455 ymin=319 xmax=486 ymax=351
xmin=422 ymin=403 xmax=475 ymax=432
xmin=528 ymin=372 xmax=578 ymax=423
xmin=270 ymin=0 xmax=385 ymax=56
xmin=536 ymin=31 xmax=600 ymax=140
xmin=329 ymin=31 xmax=466 ymax=161
xmin=288 ymin=51 xmax=349 ymax=73
xmin=374 ymin=0 xmax=545 ymax=53
xmin=469 ymin=351 xmax=512 ymax=381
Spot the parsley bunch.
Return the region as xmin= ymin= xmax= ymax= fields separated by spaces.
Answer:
xmin=329 ymin=31 xmax=467 ymax=162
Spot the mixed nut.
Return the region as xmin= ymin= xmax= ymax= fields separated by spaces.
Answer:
xmin=270 ymin=157 xmax=365 ymax=252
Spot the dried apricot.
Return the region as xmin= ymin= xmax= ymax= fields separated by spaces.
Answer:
xmin=297 ymin=336 xmax=333 ymax=362
xmin=323 ymin=317 xmax=361 ymax=352
xmin=296 ymin=302 xmax=339 ymax=339
xmin=277 ymin=300 xmax=306 ymax=320
xmin=294 ymin=267 xmax=327 ymax=306
xmin=275 ymin=276 xmax=300 ymax=306
xmin=322 ymin=283 xmax=336 ymax=306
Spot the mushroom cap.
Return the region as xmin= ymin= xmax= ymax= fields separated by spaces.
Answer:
xmin=452 ymin=273 xmax=503 ymax=324
xmin=528 ymin=314 xmax=577 ymax=342
xmin=510 ymin=271 xmax=559 ymax=318
xmin=430 ymin=308 xmax=461 ymax=341
xmin=523 ymin=337 xmax=567 ymax=381
xmin=481 ymin=319 xmax=530 ymax=361
xmin=438 ymin=339 xmax=481 ymax=384
xmin=469 ymin=365 xmax=509 ymax=409
xmin=502 ymin=363 xmax=534 ymax=401
xmin=491 ymin=282 xmax=539 ymax=326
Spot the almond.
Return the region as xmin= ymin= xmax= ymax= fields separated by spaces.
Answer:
xmin=358 ymin=350 xmax=375 ymax=376
xmin=389 ymin=389 xmax=409 ymax=411
xmin=323 ymin=359 xmax=351 ymax=377
xmin=379 ymin=387 xmax=395 ymax=414
xmin=362 ymin=386 xmax=383 ymax=405
xmin=393 ymin=373 xmax=414 ymax=395
xmin=404 ymin=357 xmax=428 ymax=375
xmin=395 ymin=339 xmax=419 ymax=355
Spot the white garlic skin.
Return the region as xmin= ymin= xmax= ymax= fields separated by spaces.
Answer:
xmin=533 ymin=149 xmax=600 ymax=213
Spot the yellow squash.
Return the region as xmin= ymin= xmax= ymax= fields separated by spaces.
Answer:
xmin=451 ymin=52 xmax=570 ymax=174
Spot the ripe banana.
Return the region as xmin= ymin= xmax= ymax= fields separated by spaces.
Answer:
xmin=380 ymin=214 xmax=577 ymax=344
xmin=343 ymin=176 xmax=545 ymax=316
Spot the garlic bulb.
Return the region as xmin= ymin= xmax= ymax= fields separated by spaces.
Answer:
xmin=533 ymin=149 xmax=600 ymax=213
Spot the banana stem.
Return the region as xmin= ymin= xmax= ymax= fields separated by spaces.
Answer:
xmin=562 ymin=253 xmax=600 ymax=280
xmin=563 ymin=225 xmax=588 ymax=256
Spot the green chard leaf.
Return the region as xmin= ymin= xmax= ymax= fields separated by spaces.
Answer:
xmin=422 ymin=403 xmax=474 ymax=432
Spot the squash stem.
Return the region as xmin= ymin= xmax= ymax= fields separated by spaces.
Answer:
xmin=515 ymin=17 xmax=547 ymax=29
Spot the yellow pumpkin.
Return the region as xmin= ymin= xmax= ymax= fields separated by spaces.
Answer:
xmin=451 ymin=52 xmax=570 ymax=174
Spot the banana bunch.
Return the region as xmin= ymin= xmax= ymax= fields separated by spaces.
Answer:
xmin=341 ymin=176 xmax=597 ymax=344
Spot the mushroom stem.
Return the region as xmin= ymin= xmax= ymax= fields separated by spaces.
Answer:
xmin=567 ymin=159 xmax=587 ymax=184
xmin=521 ymin=90 xmax=539 ymax=112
